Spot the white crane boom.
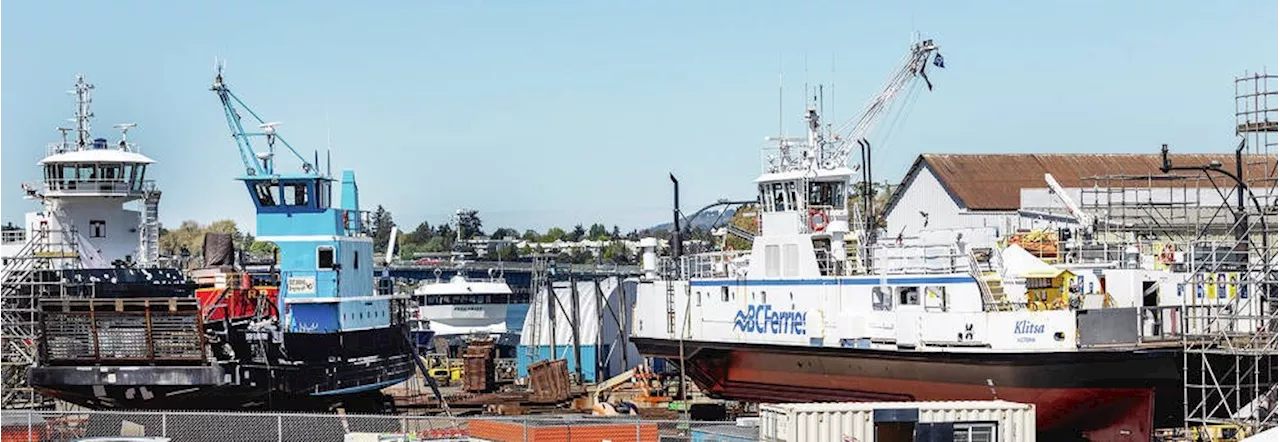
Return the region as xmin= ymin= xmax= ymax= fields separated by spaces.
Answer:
xmin=383 ymin=225 xmax=399 ymax=266
xmin=1044 ymin=173 xmax=1095 ymax=232
xmin=822 ymin=39 xmax=942 ymax=169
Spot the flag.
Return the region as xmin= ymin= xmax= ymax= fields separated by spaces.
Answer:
xmin=934 ymin=53 xmax=945 ymax=68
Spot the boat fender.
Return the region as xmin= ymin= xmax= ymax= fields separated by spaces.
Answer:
xmin=808 ymin=209 xmax=828 ymax=231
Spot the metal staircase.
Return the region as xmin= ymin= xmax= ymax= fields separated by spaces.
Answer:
xmin=139 ymin=188 xmax=162 ymax=266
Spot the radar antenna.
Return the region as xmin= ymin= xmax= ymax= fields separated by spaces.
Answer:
xmin=113 ymin=123 xmax=137 ymax=151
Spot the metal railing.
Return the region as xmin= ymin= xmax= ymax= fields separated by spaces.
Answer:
xmin=0 ymin=409 xmax=740 ymax=442
xmin=2 ymin=229 xmax=26 ymax=245
xmin=868 ymin=244 xmax=968 ymax=275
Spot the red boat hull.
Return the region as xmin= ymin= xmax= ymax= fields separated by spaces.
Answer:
xmin=634 ymin=337 xmax=1182 ymax=442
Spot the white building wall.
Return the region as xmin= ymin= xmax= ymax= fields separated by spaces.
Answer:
xmin=882 ymin=167 xmax=1020 ymax=248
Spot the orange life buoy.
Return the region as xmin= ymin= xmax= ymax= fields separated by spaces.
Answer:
xmin=808 ymin=209 xmax=828 ymax=231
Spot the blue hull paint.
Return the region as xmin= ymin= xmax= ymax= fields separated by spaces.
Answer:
xmin=689 ymin=275 xmax=975 ymax=287
xmin=309 ymin=376 xmax=410 ymax=396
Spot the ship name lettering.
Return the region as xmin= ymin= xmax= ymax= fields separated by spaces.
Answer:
xmin=1013 ymin=320 xmax=1044 ymax=334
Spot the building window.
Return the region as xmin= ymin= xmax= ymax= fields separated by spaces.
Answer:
xmin=89 ymin=220 xmax=106 ymax=238
xmin=953 ymin=423 xmax=996 ymax=442
xmin=353 ymin=250 xmax=359 ymax=269
xmin=721 ymin=286 xmax=730 ymax=302
xmin=317 ymin=246 xmax=335 ymax=269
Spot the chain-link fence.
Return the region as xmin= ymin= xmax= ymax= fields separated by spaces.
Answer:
xmin=0 ymin=409 xmax=751 ymax=442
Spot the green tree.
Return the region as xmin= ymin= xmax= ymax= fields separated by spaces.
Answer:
xmin=602 ymin=241 xmax=632 ymax=264
xmin=424 ymin=236 xmax=450 ymax=253
xmin=568 ymin=248 xmax=594 ymax=264
xmin=587 ymin=223 xmax=609 ymax=241
xmin=370 ymin=205 xmax=395 ymax=253
xmin=491 ymin=228 xmax=519 ymax=239
xmin=611 ymin=225 xmax=621 ymax=239
xmin=455 ymin=209 xmax=483 ymax=239
xmin=542 ymin=227 xmax=566 ymax=242
xmin=521 ymin=230 xmax=540 ymax=241
xmin=159 ymin=220 xmax=203 ymax=256
xmin=248 ymin=241 xmax=278 ymax=256
xmin=518 ymin=244 xmax=534 ymax=256
xmin=408 ymin=221 xmax=433 ymax=245
xmin=567 ymin=224 xmax=586 ymax=242
xmin=494 ymin=243 xmax=519 ymax=261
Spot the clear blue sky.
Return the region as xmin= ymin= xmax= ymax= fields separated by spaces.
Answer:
xmin=3 ymin=1 xmax=1276 ymax=235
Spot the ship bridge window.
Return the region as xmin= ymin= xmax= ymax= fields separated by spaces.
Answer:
xmin=317 ymin=246 xmax=335 ymax=269
xmin=254 ymin=183 xmax=278 ymax=206
xmin=283 ymin=183 xmax=309 ymax=207
xmin=872 ymin=286 xmax=892 ymax=311
xmin=808 ymin=181 xmax=845 ymax=209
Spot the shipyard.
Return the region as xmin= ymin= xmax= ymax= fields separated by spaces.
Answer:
xmin=1 ymin=2 xmax=1277 ymax=442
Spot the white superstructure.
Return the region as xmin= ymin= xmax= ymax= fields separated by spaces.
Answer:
xmin=0 ymin=75 xmax=161 ymax=269
xmin=411 ymin=271 xmax=529 ymax=348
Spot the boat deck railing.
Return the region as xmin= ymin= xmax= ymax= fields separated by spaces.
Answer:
xmin=2 ymin=229 xmax=26 ymax=245
xmin=39 ymin=297 xmax=207 ymax=365
xmin=43 ymin=179 xmax=155 ymax=196
xmin=868 ymin=243 xmax=969 ymax=275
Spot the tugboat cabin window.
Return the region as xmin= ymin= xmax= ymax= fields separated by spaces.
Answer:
xmin=897 ymin=286 xmax=921 ymax=306
xmin=253 ymin=183 xmax=277 ymax=206
xmin=89 ymin=220 xmax=106 ymax=238
xmin=807 ymin=181 xmax=845 ymax=209
xmin=317 ymin=246 xmax=336 ymax=269
xmin=283 ymin=183 xmax=309 ymax=207
xmin=353 ymin=250 xmax=359 ymax=269
xmin=872 ymin=286 xmax=892 ymax=311
xmin=721 ymin=286 xmax=730 ymax=302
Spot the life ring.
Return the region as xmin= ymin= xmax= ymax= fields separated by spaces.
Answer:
xmin=808 ymin=209 xmax=829 ymax=232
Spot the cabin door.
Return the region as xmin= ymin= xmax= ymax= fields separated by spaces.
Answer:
xmin=894 ymin=286 xmax=924 ymax=348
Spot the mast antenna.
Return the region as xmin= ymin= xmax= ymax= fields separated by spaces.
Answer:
xmin=70 ymin=74 xmax=95 ymax=150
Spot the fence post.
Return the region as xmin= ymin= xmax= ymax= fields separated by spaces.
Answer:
xmin=26 ymin=410 xmax=32 ymax=442
xmin=162 ymin=412 xmax=168 ymax=437
xmin=276 ymin=414 xmax=284 ymax=442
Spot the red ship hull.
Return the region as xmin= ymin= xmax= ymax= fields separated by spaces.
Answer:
xmin=633 ymin=337 xmax=1183 ymax=442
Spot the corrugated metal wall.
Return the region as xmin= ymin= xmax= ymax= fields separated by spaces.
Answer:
xmin=760 ymin=401 xmax=1036 ymax=442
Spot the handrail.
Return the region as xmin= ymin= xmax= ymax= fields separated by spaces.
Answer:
xmin=967 ymin=249 xmax=997 ymax=308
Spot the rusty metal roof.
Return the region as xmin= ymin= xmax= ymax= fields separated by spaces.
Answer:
xmin=898 ymin=153 xmax=1277 ymax=211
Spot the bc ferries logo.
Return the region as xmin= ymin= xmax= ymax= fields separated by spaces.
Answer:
xmin=733 ymin=305 xmax=806 ymax=335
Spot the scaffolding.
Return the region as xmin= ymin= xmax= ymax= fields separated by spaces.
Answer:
xmin=1178 ymin=71 xmax=1279 ymax=435
xmin=1 ymin=224 xmax=95 ymax=409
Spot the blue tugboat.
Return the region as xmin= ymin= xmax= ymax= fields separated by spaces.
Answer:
xmin=24 ymin=69 xmax=413 ymax=410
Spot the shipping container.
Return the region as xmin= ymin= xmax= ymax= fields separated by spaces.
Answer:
xmin=759 ymin=400 xmax=1035 ymax=442
xmin=690 ymin=424 xmax=758 ymax=442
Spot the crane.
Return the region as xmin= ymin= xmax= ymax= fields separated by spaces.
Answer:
xmin=1044 ymin=173 xmax=1095 ymax=233
xmin=210 ymin=63 xmax=315 ymax=176
xmin=819 ymin=38 xmax=944 ymax=170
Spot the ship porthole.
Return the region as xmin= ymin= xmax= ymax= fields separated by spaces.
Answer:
xmin=1054 ymin=332 xmax=1065 ymax=341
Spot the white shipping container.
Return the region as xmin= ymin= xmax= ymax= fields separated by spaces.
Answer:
xmin=759 ymin=400 xmax=1035 ymax=442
